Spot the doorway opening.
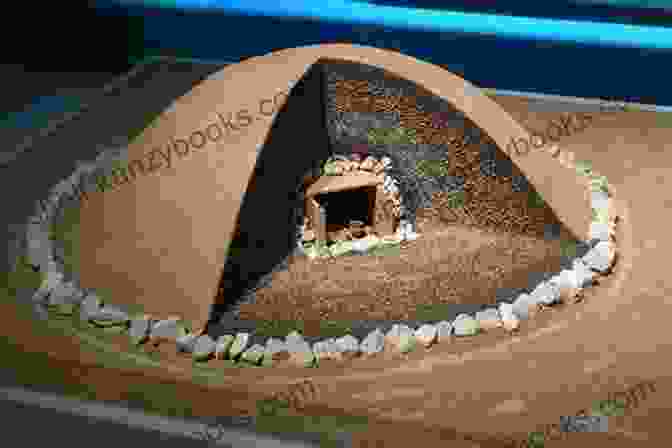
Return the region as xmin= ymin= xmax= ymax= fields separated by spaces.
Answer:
xmin=315 ymin=186 xmax=376 ymax=242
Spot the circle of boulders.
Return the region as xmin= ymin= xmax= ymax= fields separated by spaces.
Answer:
xmin=22 ymin=142 xmax=620 ymax=369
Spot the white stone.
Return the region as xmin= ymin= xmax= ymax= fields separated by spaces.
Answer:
xmin=529 ymin=282 xmax=562 ymax=306
xmin=498 ymin=303 xmax=519 ymax=332
xmin=511 ymin=293 xmax=537 ymax=320
xmin=582 ymin=240 xmax=617 ymax=274
xmin=589 ymin=222 xmax=610 ymax=241
xmin=435 ymin=321 xmax=453 ymax=341
xmin=334 ymin=334 xmax=359 ymax=354
xmin=452 ymin=315 xmax=480 ymax=336
xmin=475 ymin=308 xmax=502 ymax=330
xmin=590 ymin=191 xmax=611 ymax=213
xmin=414 ymin=324 xmax=438 ymax=347
xmin=360 ymin=329 xmax=385 ymax=355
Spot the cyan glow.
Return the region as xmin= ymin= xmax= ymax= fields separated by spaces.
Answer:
xmin=113 ymin=0 xmax=672 ymax=50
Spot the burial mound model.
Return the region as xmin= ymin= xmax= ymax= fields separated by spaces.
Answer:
xmin=77 ymin=43 xmax=592 ymax=329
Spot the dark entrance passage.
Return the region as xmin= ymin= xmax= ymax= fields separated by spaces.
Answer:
xmin=315 ymin=186 xmax=376 ymax=241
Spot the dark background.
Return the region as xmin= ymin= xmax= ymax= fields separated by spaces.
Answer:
xmin=4 ymin=1 xmax=672 ymax=105
xmin=4 ymin=2 xmax=145 ymax=75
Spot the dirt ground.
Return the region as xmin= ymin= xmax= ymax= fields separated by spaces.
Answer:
xmin=4 ymin=94 xmax=672 ymax=447
xmin=237 ymin=76 xmax=581 ymax=330
xmin=242 ymin=223 xmax=577 ymax=329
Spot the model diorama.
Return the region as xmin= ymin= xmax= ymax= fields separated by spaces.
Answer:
xmin=11 ymin=43 xmax=631 ymax=447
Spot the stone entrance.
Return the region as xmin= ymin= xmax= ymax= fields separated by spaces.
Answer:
xmin=317 ymin=186 xmax=375 ymax=240
xmin=303 ymin=171 xmax=396 ymax=246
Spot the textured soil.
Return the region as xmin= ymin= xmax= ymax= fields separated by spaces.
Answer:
xmin=234 ymin=75 xmax=579 ymax=335
xmin=241 ymin=223 xmax=577 ymax=331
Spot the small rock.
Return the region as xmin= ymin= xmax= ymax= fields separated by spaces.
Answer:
xmin=475 ymin=308 xmax=502 ymax=331
xmin=360 ymin=328 xmax=385 ymax=355
xmin=47 ymin=281 xmax=85 ymax=307
xmin=177 ymin=333 xmax=198 ymax=353
xmin=498 ymin=303 xmax=520 ymax=332
xmin=453 ymin=315 xmax=480 ymax=336
xmin=589 ymin=222 xmax=610 ymax=241
xmin=560 ymin=415 xmax=609 ymax=433
xmin=529 ymin=282 xmax=562 ymax=306
xmin=511 ymin=293 xmax=538 ymax=321
xmin=229 ymin=333 xmax=251 ymax=360
xmin=284 ymin=332 xmax=314 ymax=367
xmin=385 ymin=324 xmax=413 ymax=347
xmin=351 ymin=236 xmax=378 ymax=253
xmin=414 ymin=324 xmax=438 ymax=347
xmin=285 ymin=330 xmax=304 ymax=345
xmin=128 ymin=315 xmax=152 ymax=344
xmin=590 ymin=191 xmax=611 ymax=212
xmin=79 ymin=294 xmax=102 ymax=322
xmin=89 ymin=306 xmax=130 ymax=327
xmin=26 ymin=227 xmax=54 ymax=272
xmin=192 ymin=335 xmax=217 ymax=361
xmin=150 ymin=317 xmax=188 ymax=342
xmin=334 ymin=334 xmax=360 ymax=360
xmin=582 ymin=241 xmax=617 ymax=274
xmin=435 ymin=321 xmax=453 ymax=342
xmin=572 ymin=259 xmax=600 ymax=286
xmin=38 ymin=267 xmax=63 ymax=296
xmin=241 ymin=344 xmax=266 ymax=365
xmin=498 ymin=302 xmax=514 ymax=316
xmin=215 ymin=334 xmax=235 ymax=360
xmin=397 ymin=333 xmax=417 ymax=354
xmin=286 ymin=330 xmax=311 ymax=351
xmin=31 ymin=286 xmax=50 ymax=308
xmin=554 ymin=269 xmax=578 ymax=291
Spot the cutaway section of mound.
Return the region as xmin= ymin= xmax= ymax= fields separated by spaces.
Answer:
xmin=213 ymin=58 xmax=582 ymax=324
xmin=77 ymin=44 xmax=591 ymax=330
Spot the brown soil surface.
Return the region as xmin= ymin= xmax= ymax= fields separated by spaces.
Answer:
xmin=235 ymin=75 xmax=582 ymax=331
xmin=4 ymin=93 xmax=672 ymax=447
xmin=242 ymin=224 xmax=576 ymax=329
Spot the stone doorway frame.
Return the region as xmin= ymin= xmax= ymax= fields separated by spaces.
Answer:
xmin=303 ymin=171 xmax=396 ymax=246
